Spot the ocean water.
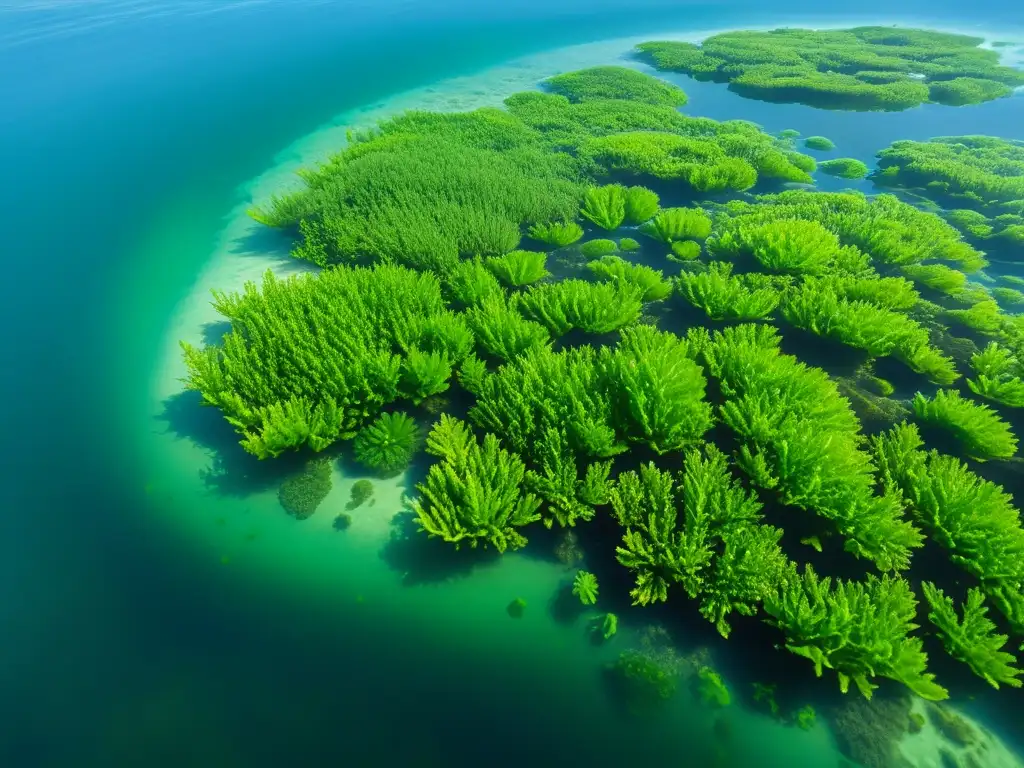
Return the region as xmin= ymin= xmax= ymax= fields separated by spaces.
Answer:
xmin=2 ymin=1 xmax=1024 ymax=766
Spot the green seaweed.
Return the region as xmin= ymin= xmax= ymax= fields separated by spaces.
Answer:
xmin=922 ymin=583 xmax=1022 ymax=689
xmin=696 ymin=666 xmax=732 ymax=708
xmin=279 ymin=457 xmax=333 ymax=520
xmin=485 ymin=250 xmax=550 ymax=287
xmin=587 ymin=256 xmax=673 ymax=302
xmin=580 ymin=238 xmax=618 ymax=259
xmin=912 ymin=389 xmax=1018 ymax=460
xmin=528 ymin=220 xmax=584 ymax=247
xmin=346 ymin=479 xmax=375 ymax=510
xmin=572 ymin=570 xmax=600 ymax=605
xmin=818 ymin=158 xmax=869 ymax=179
xmin=804 ymin=136 xmax=835 ymax=151
xmin=412 ymin=415 xmax=542 ymax=552
xmin=353 ymin=412 xmax=422 ymax=475
xmin=639 ymin=29 xmax=1023 ymax=112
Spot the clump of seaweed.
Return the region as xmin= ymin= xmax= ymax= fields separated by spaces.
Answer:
xmin=638 ymin=29 xmax=1024 ymax=111
xmin=353 ymin=412 xmax=422 ymax=475
xmin=346 ymin=479 xmax=375 ymax=510
xmin=572 ymin=570 xmax=599 ymax=605
xmin=200 ymin=55 xmax=1024 ymax=714
xmin=278 ymin=457 xmax=333 ymax=520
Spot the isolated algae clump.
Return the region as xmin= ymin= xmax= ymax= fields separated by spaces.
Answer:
xmin=818 ymin=158 xmax=869 ymax=179
xmin=804 ymin=136 xmax=835 ymax=151
xmin=279 ymin=457 xmax=333 ymax=520
xmin=545 ymin=65 xmax=688 ymax=107
xmin=696 ymin=666 xmax=732 ymax=707
xmin=638 ymin=28 xmax=1024 ymax=111
xmin=346 ymin=479 xmax=375 ymax=511
xmin=580 ymin=238 xmax=618 ymax=259
xmin=572 ymin=570 xmax=600 ymax=605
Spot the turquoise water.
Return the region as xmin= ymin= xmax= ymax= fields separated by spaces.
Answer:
xmin=3 ymin=1 xmax=1024 ymax=765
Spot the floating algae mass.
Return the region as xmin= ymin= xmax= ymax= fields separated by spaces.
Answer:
xmin=637 ymin=27 xmax=1024 ymax=111
xmin=183 ymin=54 xmax=1024 ymax=730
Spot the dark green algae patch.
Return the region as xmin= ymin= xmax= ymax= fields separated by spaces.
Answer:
xmin=181 ymin=50 xmax=1024 ymax=723
xmin=637 ymin=26 xmax=1024 ymax=111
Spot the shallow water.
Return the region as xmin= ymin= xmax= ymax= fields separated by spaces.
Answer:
xmin=3 ymin=1 xmax=1024 ymax=765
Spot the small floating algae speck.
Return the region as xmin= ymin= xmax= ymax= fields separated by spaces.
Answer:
xmin=507 ymin=597 xmax=527 ymax=619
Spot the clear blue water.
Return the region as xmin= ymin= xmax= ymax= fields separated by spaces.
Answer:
xmin=2 ymin=1 xmax=1023 ymax=765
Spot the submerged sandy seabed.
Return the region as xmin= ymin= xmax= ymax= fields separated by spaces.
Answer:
xmin=136 ymin=19 xmax=1024 ymax=768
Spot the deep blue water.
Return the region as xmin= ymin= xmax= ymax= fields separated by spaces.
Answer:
xmin=2 ymin=1 xmax=1024 ymax=765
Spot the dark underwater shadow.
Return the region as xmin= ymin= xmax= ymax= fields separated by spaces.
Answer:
xmin=157 ymin=389 xmax=304 ymax=498
xmin=201 ymin=321 xmax=233 ymax=347
xmin=228 ymin=219 xmax=301 ymax=265
xmin=548 ymin=581 xmax=587 ymax=626
xmin=379 ymin=510 xmax=501 ymax=586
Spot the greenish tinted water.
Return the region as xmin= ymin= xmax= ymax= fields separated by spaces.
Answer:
xmin=4 ymin=2 xmax=1024 ymax=765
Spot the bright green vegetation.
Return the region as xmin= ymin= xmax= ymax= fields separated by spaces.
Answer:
xmin=637 ymin=28 xmax=1024 ymax=111
xmin=873 ymin=136 xmax=1024 ymax=252
xmin=764 ymin=565 xmax=947 ymax=700
xmin=613 ymin=443 xmax=791 ymax=636
xmin=581 ymin=184 xmax=627 ymax=230
xmin=545 ymin=65 xmax=687 ymax=107
xmin=528 ymin=220 xmax=584 ymax=247
xmin=278 ymin=457 xmax=332 ymax=520
xmin=670 ymin=240 xmax=702 ymax=261
xmin=818 ymin=158 xmax=869 ymax=179
xmin=182 ymin=265 xmax=460 ymax=458
xmin=874 ymin=422 xmax=1024 ymax=636
xmin=624 ymin=185 xmax=661 ymax=224
xmin=580 ymin=238 xmax=618 ymax=258
xmin=641 ymin=207 xmax=712 ymax=243
xmin=922 ymin=583 xmax=1022 ymax=689
xmin=969 ymin=343 xmax=1024 ymax=408
xmin=913 ymin=389 xmax=1018 ymax=460
xmin=353 ymin=412 xmax=421 ymax=475
xmin=198 ymin=60 xmax=1024 ymax=705
xmin=588 ymin=256 xmax=673 ymax=301
xmin=696 ymin=666 xmax=731 ymax=707
xmin=676 ymin=262 xmax=780 ymax=321
xmin=795 ymin=705 xmax=817 ymax=730
xmin=901 ymin=264 xmax=967 ymax=295
xmin=412 ymin=415 xmax=541 ymax=552
xmin=485 ymin=250 xmax=550 ymax=287
xmin=593 ymin=612 xmax=618 ymax=640
xmin=875 ymin=136 xmax=1024 ymax=212
xmin=804 ymin=136 xmax=835 ymax=151
xmin=992 ymin=286 xmax=1024 ymax=307
xmin=572 ymin=570 xmax=599 ymax=605
xmin=515 ymin=280 xmax=644 ymax=336
xmin=346 ymin=479 xmax=374 ymax=510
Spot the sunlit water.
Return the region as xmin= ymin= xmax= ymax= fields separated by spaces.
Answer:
xmin=3 ymin=1 xmax=1023 ymax=765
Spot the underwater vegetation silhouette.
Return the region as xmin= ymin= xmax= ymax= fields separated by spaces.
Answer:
xmin=182 ymin=49 xmax=1024 ymax=724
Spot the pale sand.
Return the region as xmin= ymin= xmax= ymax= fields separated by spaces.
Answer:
xmin=899 ymin=697 xmax=1024 ymax=768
